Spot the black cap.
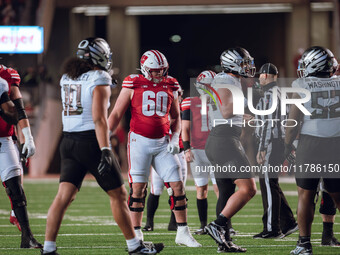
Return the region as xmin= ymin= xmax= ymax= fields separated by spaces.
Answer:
xmin=258 ymin=63 xmax=278 ymax=75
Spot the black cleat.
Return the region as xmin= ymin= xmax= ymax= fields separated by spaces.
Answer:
xmin=283 ymin=223 xmax=299 ymax=237
xmin=217 ymin=242 xmax=247 ymax=253
xmin=322 ymin=236 xmax=340 ymax=246
xmin=40 ymin=249 xmax=59 ymax=255
xmin=253 ymin=230 xmax=284 ymax=239
xmin=193 ymin=228 xmax=207 ymax=235
xmin=20 ymin=236 xmax=43 ymax=249
xmin=142 ymin=224 xmax=154 ymax=232
xmin=128 ymin=241 xmax=164 ymax=254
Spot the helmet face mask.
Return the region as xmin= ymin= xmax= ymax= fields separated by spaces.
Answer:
xmin=297 ymin=46 xmax=334 ymax=78
xmin=140 ymin=50 xmax=169 ymax=83
xmin=77 ymin=38 xmax=112 ymax=72
xmin=220 ymin=47 xmax=256 ymax=78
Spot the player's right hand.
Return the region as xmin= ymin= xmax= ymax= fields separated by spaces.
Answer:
xmin=184 ymin=149 xmax=194 ymax=162
xmin=97 ymin=148 xmax=114 ymax=177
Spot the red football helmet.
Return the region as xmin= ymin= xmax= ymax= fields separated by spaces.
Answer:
xmin=140 ymin=50 xmax=169 ymax=83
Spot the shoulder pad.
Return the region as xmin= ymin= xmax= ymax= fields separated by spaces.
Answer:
xmin=7 ymin=68 xmax=20 ymax=86
xmin=212 ymin=72 xmax=236 ymax=87
xmin=166 ymin=76 xmax=180 ymax=91
xmin=122 ymin=74 xmax=143 ymax=89
xmin=291 ymin=78 xmax=305 ymax=88
xmin=90 ymin=70 xmax=112 ymax=86
xmin=181 ymin=97 xmax=191 ymax=111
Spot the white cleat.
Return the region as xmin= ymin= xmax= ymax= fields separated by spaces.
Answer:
xmin=134 ymin=228 xmax=144 ymax=241
xmin=175 ymin=226 xmax=202 ymax=247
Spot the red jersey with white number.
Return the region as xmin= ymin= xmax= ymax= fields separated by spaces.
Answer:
xmin=181 ymin=97 xmax=210 ymax=149
xmin=123 ymin=74 xmax=180 ymax=139
xmin=0 ymin=65 xmax=21 ymax=137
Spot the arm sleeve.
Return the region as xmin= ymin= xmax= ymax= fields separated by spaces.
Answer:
xmin=182 ymin=109 xmax=191 ymax=121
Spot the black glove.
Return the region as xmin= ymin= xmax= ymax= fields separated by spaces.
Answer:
xmin=97 ymin=148 xmax=114 ymax=177
xmin=284 ymin=143 xmax=296 ymax=165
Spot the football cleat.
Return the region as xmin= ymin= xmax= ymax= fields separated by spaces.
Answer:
xmin=290 ymin=241 xmax=313 ymax=255
xmin=321 ymin=236 xmax=340 ymax=246
xmin=217 ymin=242 xmax=247 ymax=253
xmin=229 ymin=227 xmax=237 ymax=236
xmin=253 ymin=230 xmax=284 ymax=239
xmin=205 ymin=222 xmax=227 ymax=245
xmin=20 ymin=235 xmax=43 ymax=249
xmin=40 ymin=249 xmax=59 ymax=255
xmin=193 ymin=228 xmax=207 ymax=235
xmin=283 ymin=223 xmax=299 ymax=237
xmin=175 ymin=226 xmax=202 ymax=247
xmin=142 ymin=224 xmax=153 ymax=232
xmin=128 ymin=241 xmax=164 ymax=254
xmin=10 ymin=214 xmax=21 ymax=232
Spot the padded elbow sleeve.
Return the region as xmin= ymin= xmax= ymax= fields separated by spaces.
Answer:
xmin=13 ymin=98 xmax=27 ymax=120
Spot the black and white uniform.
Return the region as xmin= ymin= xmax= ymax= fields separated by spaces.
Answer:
xmin=205 ymin=72 xmax=252 ymax=180
xmin=255 ymin=82 xmax=295 ymax=233
xmin=292 ymin=76 xmax=340 ymax=192
xmin=59 ymin=70 xmax=123 ymax=191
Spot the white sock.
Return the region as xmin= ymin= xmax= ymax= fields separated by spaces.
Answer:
xmin=43 ymin=241 xmax=56 ymax=253
xmin=11 ymin=210 xmax=15 ymax=217
xmin=126 ymin=237 xmax=140 ymax=252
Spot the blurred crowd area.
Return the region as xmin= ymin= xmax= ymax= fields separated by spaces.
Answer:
xmin=0 ymin=0 xmax=40 ymax=25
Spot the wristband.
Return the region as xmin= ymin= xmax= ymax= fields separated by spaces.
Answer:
xmin=183 ymin=141 xmax=191 ymax=151
xmin=101 ymin=147 xmax=111 ymax=151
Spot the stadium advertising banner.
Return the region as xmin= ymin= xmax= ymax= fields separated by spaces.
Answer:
xmin=0 ymin=26 xmax=44 ymax=54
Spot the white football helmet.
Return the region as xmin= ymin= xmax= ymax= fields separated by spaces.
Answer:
xmin=220 ymin=47 xmax=255 ymax=78
xmin=140 ymin=50 xmax=169 ymax=83
xmin=194 ymin=70 xmax=216 ymax=96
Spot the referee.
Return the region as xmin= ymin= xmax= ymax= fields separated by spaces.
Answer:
xmin=253 ymin=63 xmax=298 ymax=239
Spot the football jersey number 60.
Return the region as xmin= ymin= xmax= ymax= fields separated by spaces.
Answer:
xmin=142 ymin=91 xmax=168 ymax=117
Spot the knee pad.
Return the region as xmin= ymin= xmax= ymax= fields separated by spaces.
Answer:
xmin=319 ymin=191 xmax=336 ymax=215
xmin=3 ymin=176 xmax=27 ymax=209
xmin=165 ymin=183 xmax=188 ymax=211
xmin=128 ymin=184 xmax=147 ymax=212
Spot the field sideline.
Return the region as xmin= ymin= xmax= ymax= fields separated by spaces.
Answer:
xmin=0 ymin=178 xmax=339 ymax=255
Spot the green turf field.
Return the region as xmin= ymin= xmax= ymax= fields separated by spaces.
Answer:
xmin=0 ymin=178 xmax=339 ymax=255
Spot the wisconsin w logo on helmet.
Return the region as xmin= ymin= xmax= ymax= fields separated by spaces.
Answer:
xmin=220 ymin=47 xmax=256 ymax=78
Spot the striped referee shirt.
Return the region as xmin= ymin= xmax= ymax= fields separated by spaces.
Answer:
xmin=255 ymin=82 xmax=286 ymax=152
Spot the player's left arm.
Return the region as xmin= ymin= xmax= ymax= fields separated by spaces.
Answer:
xmin=10 ymin=85 xmax=35 ymax=158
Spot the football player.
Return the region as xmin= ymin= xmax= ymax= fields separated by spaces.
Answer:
xmin=143 ymin=86 xmax=187 ymax=232
xmin=41 ymin=38 xmax=163 ymax=255
xmin=285 ymin=46 xmax=340 ymax=255
xmin=204 ymin=47 xmax=257 ymax=253
xmin=0 ymin=64 xmax=41 ymax=249
xmin=108 ymin=50 xmax=201 ymax=247
xmin=182 ymin=70 xmax=220 ymax=235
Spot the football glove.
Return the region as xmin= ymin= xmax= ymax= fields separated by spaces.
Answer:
xmin=167 ymin=132 xmax=180 ymax=155
xmin=21 ymin=127 xmax=35 ymax=159
xmin=98 ymin=148 xmax=114 ymax=177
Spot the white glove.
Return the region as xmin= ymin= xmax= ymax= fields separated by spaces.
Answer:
xmin=22 ymin=127 xmax=36 ymax=158
xmin=167 ymin=132 xmax=180 ymax=155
